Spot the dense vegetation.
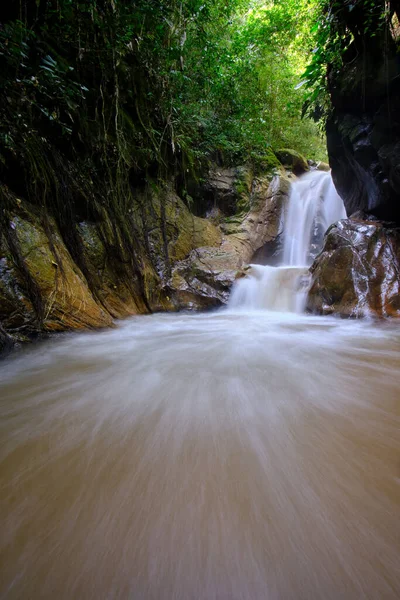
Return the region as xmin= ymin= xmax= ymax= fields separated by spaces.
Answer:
xmin=2 ymin=1 xmax=399 ymax=212
xmin=0 ymin=0 xmax=328 ymax=218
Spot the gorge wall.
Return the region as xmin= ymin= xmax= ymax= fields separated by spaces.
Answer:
xmin=325 ymin=4 xmax=400 ymax=223
xmin=307 ymin=3 xmax=400 ymax=317
xmin=0 ymin=159 xmax=297 ymax=350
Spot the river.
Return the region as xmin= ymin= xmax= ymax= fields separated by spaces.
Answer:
xmin=1 ymin=309 xmax=400 ymax=599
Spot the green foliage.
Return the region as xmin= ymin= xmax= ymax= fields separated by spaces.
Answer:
xmin=0 ymin=0 xmax=327 ymax=204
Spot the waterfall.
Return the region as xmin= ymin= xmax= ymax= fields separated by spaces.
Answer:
xmin=229 ymin=170 xmax=346 ymax=312
xmin=283 ymin=171 xmax=347 ymax=267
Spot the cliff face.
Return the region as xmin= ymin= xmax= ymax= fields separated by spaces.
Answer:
xmin=0 ymin=164 xmax=291 ymax=348
xmin=326 ymin=20 xmax=400 ymax=223
xmin=0 ymin=184 xmax=219 ymax=344
xmin=306 ymin=8 xmax=400 ymax=318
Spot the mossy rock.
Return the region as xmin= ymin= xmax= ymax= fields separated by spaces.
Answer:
xmin=78 ymin=221 xmax=149 ymax=318
xmin=250 ymin=149 xmax=282 ymax=175
xmin=234 ymin=166 xmax=253 ymax=213
xmin=0 ymin=205 xmax=113 ymax=333
xmin=134 ymin=185 xmax=221 ymax=274
xmin=274 ymin=149 xmax=309 ymax=175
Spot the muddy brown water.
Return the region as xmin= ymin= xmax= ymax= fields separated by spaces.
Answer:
xmin=0 ymin=310 xmax=400 ymax=599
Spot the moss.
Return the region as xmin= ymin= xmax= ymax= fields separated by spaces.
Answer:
xmin=234 ymin=166 xmax=253 ymax=213
xmin=1 ymin=207 xmax=113 ymax=332
xmin=274 ymin=149 xmax=309 ymax=174
xmin=250 ymin=149 xmax=282 ymax=175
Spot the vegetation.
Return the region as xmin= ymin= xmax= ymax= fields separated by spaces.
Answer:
xmin=3 ymin=1 xmax=398 ymax=215
xmin=0 ymin=1 xmax=328 ymax=216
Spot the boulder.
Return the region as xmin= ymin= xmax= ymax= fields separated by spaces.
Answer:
xmin=275 ymin=149 xmax=309 ymax=176
xmin=316 ymin=161 xmax=330 ymax=172
xmin=307 ymin=218 xmax=400 ymax=318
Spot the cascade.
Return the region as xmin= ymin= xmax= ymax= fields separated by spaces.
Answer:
xmin=229 ymin=170 xmax=346 ymax=312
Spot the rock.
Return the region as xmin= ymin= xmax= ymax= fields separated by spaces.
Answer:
xmin=316 ymin=161 xmax=330 ymax=172
xmin=167 ymin=174 xmax=291 ymax=308
xmin=199 ymin=165 xmax=253 ymax=216
xmin=0 ymin=252 xmax=37 ymax=332
xmin=0 ymin=166 xmax=298 ymax=345
xmin=78 ymin=221 xmax=149 ymax=319
xmin=326 ymin=18 xmax=400 ymax=223
xmin=250 ymin=149 xmax=282 ymax=175
xmin=0 ymin=323 xmax=12 ymax=354
xmin=307 ymin=218 xmax=400 ymax=318
xmin=134 ymin=184 xmax=222 ymax=281
xmin=274 ymin=149 xmax=309 ymax=176
xmin=167 ymin=245 xmax=244 ymax=309
xmin=0 ymin=203 xmax=113 ymax=335
xmin=205 ymin=167 xmax=237 ymax=215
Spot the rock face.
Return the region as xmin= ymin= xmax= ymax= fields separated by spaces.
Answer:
xmin=307 ymin=219 xmax=400 ymax=318
xmin=166 ymin=174 xmax=291 ymax=309
xmin=0 ymin=205 xmax=113 ymax=337
xmin=0 ymin=163 xmax=294 ymax=348
xmin=0 ymin=186 xmax=223 ymax=344
xmin=326 ymin=18 xmax=400 ymax=223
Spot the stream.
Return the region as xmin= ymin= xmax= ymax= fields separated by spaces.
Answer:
xmin=1 ymin=171 xmax=400 ymax=599
xmin=1 ymin=310 xmax=400 ymax=599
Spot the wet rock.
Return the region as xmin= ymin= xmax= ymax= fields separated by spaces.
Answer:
xmin=78 ymin=222 xmax=149 ymax=319
xmin=197 ymin=165 xmax=253 ymax=216
xmin=307 ymin=219 xmax=400 ymax=318
xmin=204 ymin=167 xmax=237 ymax=215
xmin=0 ymin=202 xmax=113 ymax=335
xmin=167 ymin=174 xmax=291 ymax=308
xmin=0 ymin=252 xmax=37 ymax=332
xmin=0 ymin=323 xmax=12 ymax=354
xmin=167 ymin=245 xmax=244 ymax=309
xmin=134 ymin=185 xmax=221 ymax=278
xmin=326 ymin=23 xmax=400 ymax=223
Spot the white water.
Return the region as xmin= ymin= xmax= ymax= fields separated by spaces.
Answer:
xmin=229 ymin=265 xmax=310 ymax=312
xmin=229 ymin=171 xmax=347 ymax=313
xmin=1 ymin=312 xmax=400 ymax=599
xmin=283 ymin=170 xmax=347 ymax=267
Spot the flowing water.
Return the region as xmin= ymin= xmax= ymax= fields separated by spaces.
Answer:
xmin=1 ymin=173 xmax=400 ymax=599
xmin=230 ymin=170 xmax=347 ymax=313
xmin=1 ymin=312 xmax=400 ymax=599
xmin=283 ymin=170 xmax=347 ymax=267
